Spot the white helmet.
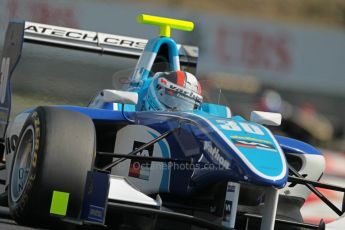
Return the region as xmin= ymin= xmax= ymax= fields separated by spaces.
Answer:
xmin=144 ymin=71 xmax=203 ymax=111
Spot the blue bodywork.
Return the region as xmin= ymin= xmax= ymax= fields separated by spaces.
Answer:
xmin=275 ymin=135 xmax=321 ymax=155
xmin=56 ymin=104 xmax=317 ymax=194
xmin=6 ymin=22 xmax=321 ymax=196
xmin=50 ymin=32 xmax=322 ymax=194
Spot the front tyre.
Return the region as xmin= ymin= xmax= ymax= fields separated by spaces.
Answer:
xmin=8 ymin=106 xmax=96 ymax=225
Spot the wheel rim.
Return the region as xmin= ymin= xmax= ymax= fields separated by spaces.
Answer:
xmin=11 ymin=126 xmax=35 ymax=202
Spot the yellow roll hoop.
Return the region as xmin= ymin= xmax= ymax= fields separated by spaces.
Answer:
xmin=137 ymin=14 xmax=194 ymax=37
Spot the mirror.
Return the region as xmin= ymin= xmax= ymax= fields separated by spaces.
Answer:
xmin=250 ymin=111 xmax=282 ymax=126
xmin=101 ymin=89 xmax=138 ymax=105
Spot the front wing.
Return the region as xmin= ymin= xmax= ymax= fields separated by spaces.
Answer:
xmin=53 ymin=170 xmax=344 ymax=230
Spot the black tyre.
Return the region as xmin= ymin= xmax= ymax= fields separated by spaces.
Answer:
xmin=8 ymin=106 xmax=96 ymax=225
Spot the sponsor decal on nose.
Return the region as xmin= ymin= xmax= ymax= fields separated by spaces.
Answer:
xmin=203 ymin=141 xmax=230 ymax=169
xmin=232 ymin=139 xmax=277 ymax=152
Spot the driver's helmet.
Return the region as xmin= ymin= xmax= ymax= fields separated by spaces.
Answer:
xmin=144 ymin=71 xmax=203 ymax=111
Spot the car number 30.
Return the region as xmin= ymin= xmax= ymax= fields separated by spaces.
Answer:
xmin=216 ymin=120 xmax=264 ymax=135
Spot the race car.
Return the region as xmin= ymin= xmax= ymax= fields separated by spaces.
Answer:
xmin=0 ymin=14 xmax=344 ymax=230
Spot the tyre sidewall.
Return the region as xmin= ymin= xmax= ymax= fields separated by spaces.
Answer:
xmin=8 ymin=109 xmax=45 ymax=224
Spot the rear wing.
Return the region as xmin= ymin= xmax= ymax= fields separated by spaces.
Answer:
xmin=23 ymin=21 xmax=198 ymax=64
xmin=0 ymin=20 xmax=199 ymax=139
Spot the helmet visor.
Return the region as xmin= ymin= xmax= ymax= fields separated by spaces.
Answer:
xmin=156 ymin=78 xmax=202 ymax=111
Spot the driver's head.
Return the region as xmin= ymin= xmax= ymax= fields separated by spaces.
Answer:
xmin=145 ymin=71 xmax=203 ymax=111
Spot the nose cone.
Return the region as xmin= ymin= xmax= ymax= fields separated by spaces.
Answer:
xmin=189 ymin=111 xmax=288 ymax=188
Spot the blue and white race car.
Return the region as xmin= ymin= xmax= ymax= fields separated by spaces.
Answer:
xmin=0 ymin=14 xmax=344 ymax=230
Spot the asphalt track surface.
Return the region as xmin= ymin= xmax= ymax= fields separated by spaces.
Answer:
xmin=0 ymin=200 xmax=77 ymax=230
xmin=0 ymin=207 xmax=38 ymax=230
